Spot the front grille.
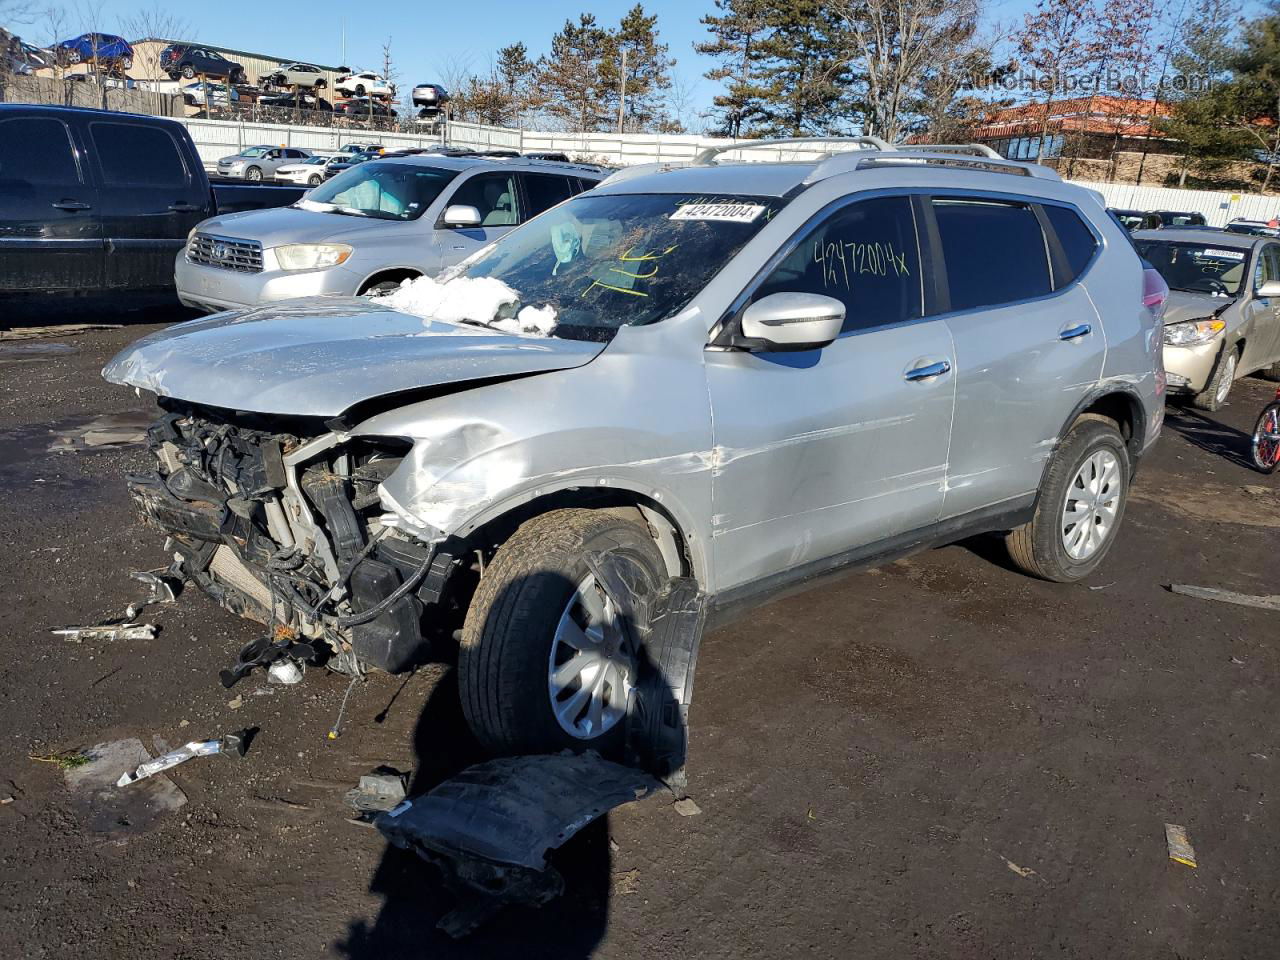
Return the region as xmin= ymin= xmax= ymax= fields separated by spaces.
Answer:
xmin=187 ymin=233 xmax=263 ymax=273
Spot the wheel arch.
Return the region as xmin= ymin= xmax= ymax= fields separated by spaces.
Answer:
xmin=450 ymin=482 xmax=706 ymax=588
xmin=357 ymin=267 xmax=423 ymax=295
xmin=1051 ymin=385 xmax=1148 ymax=469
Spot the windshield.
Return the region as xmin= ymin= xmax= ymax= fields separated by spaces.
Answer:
xmin=303 ymin=162 xmax=457 ymax=221
xmin=459 ymin=192 xmax=787 ymax=340
xmin=240 ymin=147 xmax=269 ymax=158
xmin=1135 ymin=240 xmax=1249 ymax=296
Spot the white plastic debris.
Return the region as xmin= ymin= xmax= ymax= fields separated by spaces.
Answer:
xmin=52 ymin=623 xmax=157 ymax=642
xmin=373 ymin=275 xmax=556 ymax=336
xmin=116 ymin=739 xmax=222 ymax=787
xmin=267 ymin=660 xmax=304 ymax=685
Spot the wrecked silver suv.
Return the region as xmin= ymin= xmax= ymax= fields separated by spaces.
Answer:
xmin=105 ymin=138 xmax=1164 ymax=759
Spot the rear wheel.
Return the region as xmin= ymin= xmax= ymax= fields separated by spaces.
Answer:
xmin=1006 ymin=416 xmax=1131 ymax=582
xmin=1193 ymin=344 xmax=1238 ymax=411
xmin=459 ymin=509 xmax=666 ymax=756
xmin=1251 ymin=402 xmax=1280 ymax=473
xmin=181 ymin=64 xmax=195 ymax=79
xmin=354 ymin=83 xmax=366 ymax=96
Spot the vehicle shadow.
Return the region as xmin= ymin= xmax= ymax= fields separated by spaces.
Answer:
xmin=336 ymin=566 xmax=685 ymax=958
xmin=1162 ymin=403 xmax=1255 ymax=469
xmin=4 ymin=293 xmax=199 ymax=332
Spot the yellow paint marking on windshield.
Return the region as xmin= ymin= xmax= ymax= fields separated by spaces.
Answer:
xmin=619 ymin=244 xmax=679 ymax=262
xmin=609 ymin=264 xmax=660 ymax=280
xmin=583 ymin=280 xmax=650 ymax=297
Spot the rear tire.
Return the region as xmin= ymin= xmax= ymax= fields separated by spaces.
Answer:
xmin=1006 ymin=416 xmax=1131 ymax=583
xmin=1251 ymin=402 xmax=1280 ymax=473
xmin=354 ymin=83 xmax=366 ymax=96
xmin=459 ymin=509 xmax=667 ymax=756
xmin=1193 ymin=344 xmax=1238 ymax=411
xmin=181 ymin=64 xmax=195 ymax=79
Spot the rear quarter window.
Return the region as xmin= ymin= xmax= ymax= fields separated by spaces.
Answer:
xmin=932 ymin=198 xmax=1052 ymax=311
xmin=1043 ymin=204 xmax=1100 ymax=285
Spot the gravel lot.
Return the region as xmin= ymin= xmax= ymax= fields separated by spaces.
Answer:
xmin=1 ymin=312 xmax=1277 ymax=959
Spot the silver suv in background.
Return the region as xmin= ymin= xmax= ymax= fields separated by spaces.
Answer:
xmin=1134 ymin=228 xmax=1280 ymax=410
xmin=176 ymin=155 xmax=606 ymax=311
xmin=216 ymin=145 xmax=313 ymax=182
xmin=107 ymin=138 xmax=1163 ymax=758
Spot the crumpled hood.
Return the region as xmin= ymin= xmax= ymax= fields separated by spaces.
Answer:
xmin=102 ymin=297 xmax=605 ymax=418
xmin=190 ymin=204 xmax=389 ymax=246
xmin=1162 ymin=290 xmax=1234 ymax=325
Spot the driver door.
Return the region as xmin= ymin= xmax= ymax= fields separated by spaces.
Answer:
xmin=436 ymin=171 xmax=521 ymax=269
xmin=1245 ymin=243 xmax=1280 ymax=371
xmin=704 ymin=194 xmax=956 ymax=594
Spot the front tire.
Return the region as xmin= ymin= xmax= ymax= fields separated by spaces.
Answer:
xmin=1006 ymin=416 xmax=1131 ymax=582
xmin=459 ymin=509 xmax=667 ymax=756
xmin=308 ymin=173 xmax=322 ymax=186
xmin=1193 ymin=344 xmax=1238 ymax=411
xmin=354 ymin=83 xmax=366 ymax=96
xmin=245 ymin=165 xmax=262 ymax=182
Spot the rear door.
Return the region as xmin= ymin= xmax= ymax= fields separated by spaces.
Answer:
xmin=435 ymin=170 xmax=520 ymax=268
xmin=0 ymin=112 xmax=102 ymax=293
xmin=936 ymin=195 xmax=1106 ymax=519
xmin=86 ymin=117 xmax=206 ymax=289
xmin=518 ymin=172 xmax=580 ymax=220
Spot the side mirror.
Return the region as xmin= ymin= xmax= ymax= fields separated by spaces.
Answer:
xmin=739 ymin=292 xmax=845 ymax=351
xmin=1257 ymin=279 xmax=1280 ymax=298
xmin=443 ymin=204 xmax=482 ymax=228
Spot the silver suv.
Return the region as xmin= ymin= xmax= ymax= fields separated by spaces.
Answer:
xmin=106 ymin=138 xmax=1163 ymax=757
xmin=176 ymin=155 xmax=606 ymax=312
xmin=215 ymin=144 xmax=312 ymax=182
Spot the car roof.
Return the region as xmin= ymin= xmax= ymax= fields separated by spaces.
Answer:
xmin=1132 ymin=227 xmax=1255 ymax=247
xmin=367 ymin=153 xmax=608 ymax=178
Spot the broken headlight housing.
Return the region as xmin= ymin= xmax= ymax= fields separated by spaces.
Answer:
xmin=1163 ymin=318 xmax=1225 ymax=346
xmin=274 ymin=243 xmax=353 ymax=271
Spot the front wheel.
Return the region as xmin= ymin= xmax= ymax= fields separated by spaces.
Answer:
xmin=245 ymin=166 xmax=262 ymax=182
xmin=1006 ymin=416 xmax=1131 ymax=582
xmin=1251 ymin=402 xmax=1280 ymax=473
xmin=1193 ymin=344 xmax=1238 ymax=411
xmin=459 ymin=509 xmax=667 ymax=756
xmin=308 ymin=174 xmax=322 ymax=186
xmin=354 ymin=83 xmax=366 ymax=96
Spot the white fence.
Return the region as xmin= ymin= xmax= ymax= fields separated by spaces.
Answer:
xmin=175 ymin=115 xmax=1280 ymax=224
xmin=1072 ymin=180 xmax=1279 ymax=227
xmin=177 ymin=117 xmax=448 ymax=168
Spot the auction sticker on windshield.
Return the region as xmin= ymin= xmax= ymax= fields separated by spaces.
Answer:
xmin=1201 ymin=248 xmax=1246 ymax=260
xmin=670 ymin=202 xmax=766 ymax=223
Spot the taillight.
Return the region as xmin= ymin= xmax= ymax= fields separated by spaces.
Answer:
xmin=1142 ymin=267 xmax=1169 ymax=316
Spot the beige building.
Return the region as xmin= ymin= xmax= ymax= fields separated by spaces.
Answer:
xmin=127 ymin=38 xmax=346 ymax=90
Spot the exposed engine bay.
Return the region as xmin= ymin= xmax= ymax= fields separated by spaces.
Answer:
xmin=127 ymin=399 xmax=466 ymax=683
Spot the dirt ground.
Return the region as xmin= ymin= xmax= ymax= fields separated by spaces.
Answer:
xmin=1 ymin=311 xmax=1277 ymax=959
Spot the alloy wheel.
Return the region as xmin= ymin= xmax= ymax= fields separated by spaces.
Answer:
xmin=1061 ymin=449 xmax=1122 ymax=561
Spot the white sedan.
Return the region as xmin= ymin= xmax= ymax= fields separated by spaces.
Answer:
xmin=335 ymin=71 xmax=393 ymax=98
xmin=274 ymin=154 xmax=338 ymax=186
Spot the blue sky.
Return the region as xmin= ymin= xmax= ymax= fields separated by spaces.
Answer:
xmin=20 ymin=0 xmax=1261 ymax=125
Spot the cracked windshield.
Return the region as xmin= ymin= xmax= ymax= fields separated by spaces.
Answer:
xmin=462 ymin=192 xmax=788 ymax=340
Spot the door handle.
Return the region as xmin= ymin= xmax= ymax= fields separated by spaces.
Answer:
xmin=904 ymin=360 xmax=951 ymax=382
xmin=51 ymin=200 xmax=91 ymax=211
xmin=168 ymin=202 xmax=199 ymax=212
xmin=1059 ymin=323 xmax=1092 ymax=341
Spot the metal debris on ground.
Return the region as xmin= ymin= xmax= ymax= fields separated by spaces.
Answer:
xmin=124 ymin=570 xmax=181 ymax=620
xmin=1165 ymin=823 xmax=1198 ymax=868
xmin=378 ymin=751 xmax=663 ymax=938
xmin=673 ymin=797 xmax=702 ymax=817
xmin=49 ymin=412 xmax=153 ymax=453
xmin=1005 ymin=859 xmax=1038 ymax=879
xmin=268 ymin=660 xmax=304 ymax=685
xmin=52 ymin=623 xmax=157 ymax=642
xmin=116 ymin=729 xmax=252 ymax=788
xmin=1170 ymin=583 xmax=1280 ymax=612
xmin=345 ymin=767 xmax=408 ymax=823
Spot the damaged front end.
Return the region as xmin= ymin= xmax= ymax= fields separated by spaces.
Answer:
xmin=129 ymin=400 xmax=460 ymax=681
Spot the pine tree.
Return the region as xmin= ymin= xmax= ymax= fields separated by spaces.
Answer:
xmin=755 ymin=0 xmax=853 ymax=137
xmin=696 ymin=0 xmax=772 ymax=137
xmin=600 ymin=4 xmax=675 ymax=132
xmin=538 ymin=14 xmax=611 ymax=131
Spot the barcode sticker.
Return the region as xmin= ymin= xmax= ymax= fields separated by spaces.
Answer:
xmin=670 ymin=203 xmax=766 ymax=223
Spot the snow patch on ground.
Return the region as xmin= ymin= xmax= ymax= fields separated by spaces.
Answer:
xmin=373 ymin=275 xmax=557 ymax=336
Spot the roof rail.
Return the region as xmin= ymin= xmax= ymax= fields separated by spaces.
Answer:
xmin=805 ymin=149 xmax=1062 ymax=183
xmin=692 ymin=136 xmax=894 ymax=165
xmin=912 ymin=143 xmax=1003 ymax=159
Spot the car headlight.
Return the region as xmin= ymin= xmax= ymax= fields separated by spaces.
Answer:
xmin=1163 ymin=318 xmax=1226 ymax=346
xmin=274 ymin=243 xmax=353 ymax=271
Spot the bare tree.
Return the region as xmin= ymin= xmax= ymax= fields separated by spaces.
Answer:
xmin=120 ymin=4 xmax=189 ymax=116
xmin=381 ymin=36 xmax=400 ymax=118
xmin=1017 ymin=0 xmax=1099 ymax=162
xmin=835 ymin=0 xmax=990 ymax=143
